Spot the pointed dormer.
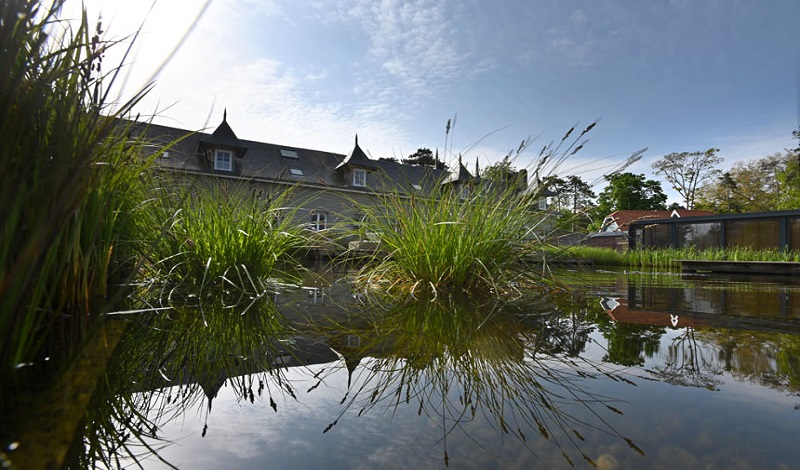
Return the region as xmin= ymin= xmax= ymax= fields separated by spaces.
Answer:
xmin=336 ymin=134 xmax=378 ymax=188
xmin=198 ymin=109 xmax=248 ymax=173
xmin=441 ymin=154 xmax=477 ymax=199
xmin=442 ymin=154 xmax=475 ymax=185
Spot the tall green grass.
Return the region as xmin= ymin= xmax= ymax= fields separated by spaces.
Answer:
xmin=352 ymin=182 xmax=553 ymax=295
xmin=136 ymin=176 xmax=308 ymax=296
xmin=550 ymin=245 xmax=800 ymax=270
xmin=0 ymin=0 xmax=153 ymax=377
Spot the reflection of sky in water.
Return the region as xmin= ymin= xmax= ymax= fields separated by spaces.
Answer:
xmin=123 ymin=350 xmax=800 ymax=469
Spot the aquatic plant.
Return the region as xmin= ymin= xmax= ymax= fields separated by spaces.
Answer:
xmin=551 ymin=245 xmax=800 ymax=270
xmin=136 ymin=175 xmax=308 ymax=296
xmin=350 ymin=123 xmax=596 ymax=296
xmin=0 ymin=0 xmax=155 ymax=378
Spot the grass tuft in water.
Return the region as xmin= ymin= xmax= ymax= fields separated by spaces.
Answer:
xmin=137 ymin=176 xmax=309 ymax=296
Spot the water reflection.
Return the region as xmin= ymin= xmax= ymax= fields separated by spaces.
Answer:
xmin=297 ymin=293 xmax=642 ymax=468
xmin=597 ymin=276 xmax=800 ymax=393
xmin=9 ymin=272 xmax=800 ymax=469
xmin=67 ymin=294 xmax=338 ymax=469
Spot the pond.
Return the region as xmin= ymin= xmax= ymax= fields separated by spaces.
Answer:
xmin=4 ymin=268 xmax=800 ymax=469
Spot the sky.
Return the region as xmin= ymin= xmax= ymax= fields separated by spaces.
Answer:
xmin=61 ymin=0 xmax=800 ymax=204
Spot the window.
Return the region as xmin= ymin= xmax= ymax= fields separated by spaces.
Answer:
xmin=280 ymin=149 xmax=299 ymax=159
xmin=537 ymin=197 xmax=547 ymax=210
xmin=460 ymin=185 xmax=469 ymax=200
xmin=353 ymin=169 xmax=367 ymax=187
xmin=311 ymin=211 xmax=327 ymax=231
xmin=412 ymin=184 xmax=422 ymax=191
xmin=214 ymin=149 xmax=233 ymax=171
xmin=289 ymin=168 xmax=304 ymax=176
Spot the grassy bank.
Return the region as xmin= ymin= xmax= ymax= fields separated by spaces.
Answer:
xmin=550 ymin=245 xmax=800 ymax=270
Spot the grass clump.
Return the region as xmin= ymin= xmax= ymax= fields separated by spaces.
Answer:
xmin=353 ymin=184 xmax=550 ymax=295
xmin=138 ymin=176 xmax=308 ymax=296
xmin=0 ymin=0 xmax=154 ymax=377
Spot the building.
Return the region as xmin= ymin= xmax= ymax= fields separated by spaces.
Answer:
xmin=628 ymin=209 xmax=800 ymax=251
xmin=585 ymin=209 xmax=714 ymax=251
xmin=130 ymin=112 xmax=548 ymax=250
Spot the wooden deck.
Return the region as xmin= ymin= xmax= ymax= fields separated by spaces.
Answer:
xmin=678 ymin=260 xmax=800 ymax=276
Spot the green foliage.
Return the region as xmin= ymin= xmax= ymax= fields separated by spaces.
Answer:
xmin=482 ymin=155 xmax=517 ymax=182
xmin=402 ymin=147 xmax=446 ymax=170
xmin=552 ymin=246 xmax=800 ymax=270
xmin=695 ymin=150 xmax=800 ymax=213
xmin=0 ymin=0 xmax=153 ymax=375
xmin=651 ymin=148 xmax=722 ymax=210
xmin=353 ymin=184 xmax=551 ymax=295
xmin=136 ymin=176 xmax=308 ymax=295
xmin=545 ymin=175 xmax=596 ymax=231
xmin=593 ymin=172 xmax=668 ymax=220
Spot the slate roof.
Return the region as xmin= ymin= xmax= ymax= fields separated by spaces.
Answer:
xmin=130 ymin=117 xmax=449 ymax=194
xmin=335 ymin=135 xmax=379 ymax=170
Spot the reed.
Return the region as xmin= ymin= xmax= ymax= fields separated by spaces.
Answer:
xmin=0 ymin=0 xmax=154 ymax=377
xmin=136 ymin=176 xmax=308 ymax=295
xmin=353 ymin=182 xmax=551 ymax=295
xmin=550 ymin=245 xmax=800 ymax=269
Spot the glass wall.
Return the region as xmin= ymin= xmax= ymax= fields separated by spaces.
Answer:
xmin=725 ymin=219 xmax=779 ymax=250
xmin=676 ymin=222 xmax=721 ymax=250
xmin=640 ymin=224 xmax=670 ymax=248
xmin=790 ymin=217 xmax=800 ymax=251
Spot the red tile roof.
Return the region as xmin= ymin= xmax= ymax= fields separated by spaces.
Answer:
xmin=601 ymin=210 xmax=715 ymax=232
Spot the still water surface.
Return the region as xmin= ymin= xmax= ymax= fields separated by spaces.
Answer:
xmin=27 ymin=270 xmax=800 ymax=468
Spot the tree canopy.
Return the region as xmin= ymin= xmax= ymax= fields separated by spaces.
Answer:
xmin=695 ymin=150 xmax=800 ymax=212
xmin=402 ymin=148 xmax=447 ymax=170
xmin=651 ymin=148 xmax=722 ymax=210
xmin=593 ymin=172 xmax=668 ymax=218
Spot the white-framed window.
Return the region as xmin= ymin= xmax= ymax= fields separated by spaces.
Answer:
xmin=214 ymin=149 xmax=233 ymax=171
xmin=353 ymin=169 xmax=367 ymax=187
xmin=538 ymin=197 xmax=547 ymax=210
xmin=280 ymin=149 xmax=299 ymax=159
xmin=311 ymin=211 xmax=328 ymax=231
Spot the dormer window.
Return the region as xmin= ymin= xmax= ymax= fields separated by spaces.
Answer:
xmin=214 ymin=149 xmax=233 ymax=171
xmin=353 ymin=169 xmax=367 ymax=187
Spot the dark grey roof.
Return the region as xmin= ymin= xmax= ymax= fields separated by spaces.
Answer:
xmin=129 ymin=118 xmax=448 ymax=194
xmin=335 ymin=135 xmax=378 ymax=170
xmin=199 ymin=110 xmax=248 ymax=158
xmin=442 ymin=156 xmax=475 ymax=185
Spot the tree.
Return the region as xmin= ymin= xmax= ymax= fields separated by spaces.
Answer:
xmin=593 ymin=172 xmax=668 ymax=220
xmin=545 ymin=175 xmax=597 ymax=231
xmin=482 ymin=155 xmax=516 ymax=182
xmin=548 ymin=175 xmax=596 ymax=214
xmin=402 ymin=148 xmax=446 ymax=170
xmin=651 ymin=148 xmax=722 ymax=210
xmin=695 ymin=150 xmax=799 ymax=213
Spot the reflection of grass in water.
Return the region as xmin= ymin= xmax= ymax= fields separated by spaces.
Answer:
xmin=316 ymin=293 xmax=643 ymax=467
xmin=70 ymin=294 xmax=301 ymax=469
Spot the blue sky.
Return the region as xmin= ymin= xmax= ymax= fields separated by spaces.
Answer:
xmin=66 ymin=0 xmax=800 ymax=204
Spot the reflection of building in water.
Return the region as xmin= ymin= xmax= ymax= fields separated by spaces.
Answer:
xmin=601 ymin=284 xmax=800 ymax=332
xmin=600 ymin=283 xmax=800 ymax=392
